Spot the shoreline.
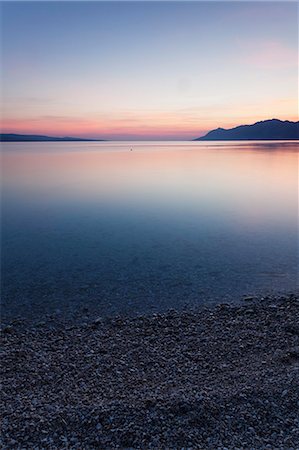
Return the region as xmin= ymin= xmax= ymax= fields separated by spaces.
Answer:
xmin=2 ymin=288 xmax=296 ymax=330
xmin=1 ymin=294 xmax=299 ymax=448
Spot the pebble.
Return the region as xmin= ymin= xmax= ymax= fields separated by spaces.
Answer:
xmin=1 ymin=294 xmax=298 ymax=448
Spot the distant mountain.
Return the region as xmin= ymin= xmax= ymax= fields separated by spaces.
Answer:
xmin=0 ymin=134 xmax=105 ymax=142
xmin=194 ymin=119 xmax=299 ymax=141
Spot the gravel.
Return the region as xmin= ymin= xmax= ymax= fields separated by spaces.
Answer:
xmin=1 ymin=295 xmax=299 ymax=448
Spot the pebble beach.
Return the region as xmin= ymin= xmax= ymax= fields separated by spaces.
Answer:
xmin=1 ymin=294 xmax=299 ymax=449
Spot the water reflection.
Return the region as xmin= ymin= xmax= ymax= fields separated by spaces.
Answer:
xmin=1 ymin=141 xmax=298 ymax=321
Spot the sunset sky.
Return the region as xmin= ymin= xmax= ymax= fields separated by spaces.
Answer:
xmin=1 ymin=1 xmax=298 ymax=140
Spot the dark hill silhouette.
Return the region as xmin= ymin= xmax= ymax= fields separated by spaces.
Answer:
xmin=0 ymin=134 xmax=104 ymax=142
xmin=194 ymin=119 xmax=299 ymax=141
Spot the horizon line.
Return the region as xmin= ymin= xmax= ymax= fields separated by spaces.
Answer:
xmin=1 ymin=117 xmax=298 ymax=141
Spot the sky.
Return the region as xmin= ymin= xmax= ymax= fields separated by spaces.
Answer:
xmin=1 ymin=1 xmax=298 ymax=140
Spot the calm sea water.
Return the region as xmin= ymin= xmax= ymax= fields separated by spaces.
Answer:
xmin=1 ymin=141 xmax=298 ymax=321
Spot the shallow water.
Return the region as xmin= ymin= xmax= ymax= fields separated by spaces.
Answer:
xmin=1 ymin=141 xmax=298 ymax=320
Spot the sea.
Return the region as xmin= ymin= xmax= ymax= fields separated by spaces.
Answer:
xmin=1 ymin=140 xmax=298 ymax=321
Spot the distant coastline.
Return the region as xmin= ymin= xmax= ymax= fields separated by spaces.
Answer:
xmin=195 ymin=119 xmax=299 ymax=141
xmin=1 ymin=119 xmax=299 ymax=142
xmin=0 ymin=134 xmax=105 ymax=142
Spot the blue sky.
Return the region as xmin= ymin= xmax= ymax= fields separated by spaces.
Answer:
xmin=1 ymin=1 xmax=298 ymax=139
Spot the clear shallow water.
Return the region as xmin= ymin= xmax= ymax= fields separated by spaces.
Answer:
xmin=1 ymin=141 xmax=298 ymax=320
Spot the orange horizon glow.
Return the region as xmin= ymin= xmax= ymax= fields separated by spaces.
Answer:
xmin=2 ymin=110 xmax=298 ymax=140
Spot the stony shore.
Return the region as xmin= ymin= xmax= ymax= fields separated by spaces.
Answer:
xmin=1 ymin=294 xmax=299 ymax=449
